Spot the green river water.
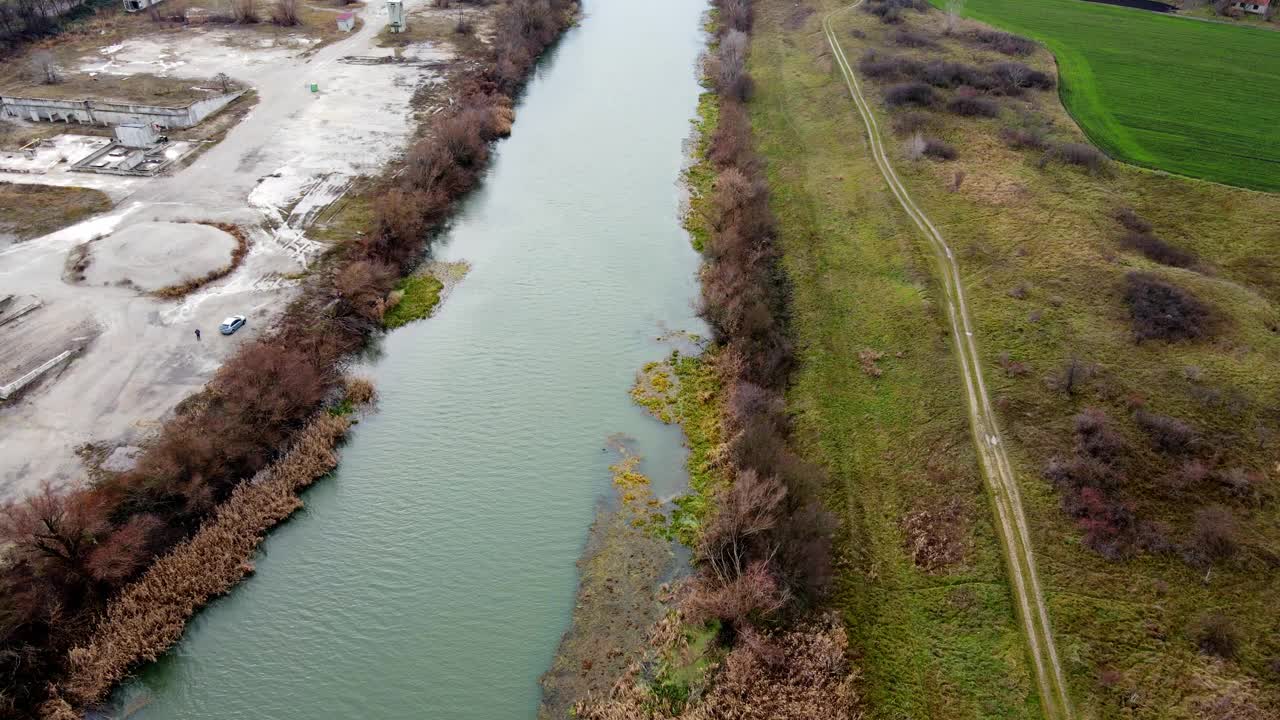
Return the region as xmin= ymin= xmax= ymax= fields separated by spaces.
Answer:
xmin=110 ymin=1 xmax=710 ymax=716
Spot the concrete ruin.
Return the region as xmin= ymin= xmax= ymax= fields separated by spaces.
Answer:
xmin=0 ymin=90 xmax=244 ymax=130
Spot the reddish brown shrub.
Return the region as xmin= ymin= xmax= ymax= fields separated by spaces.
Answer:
xmin=1193 ymin=612 xmax=1238 ymax=658
xmin=1134 ymin=409 xmax=1198 ymax=455
xmin=1120 ymin=230 xmax=1197 ymax=269
xmin=947 ymin=93 xmax=999 ymax=118
xmin=1192 ymin=505 xmax=1238 ymax=564
xmin=1123 ymin=272 xmax=1213 ymax=343
xmin=885 ymin=81 xmax=936 ymax=107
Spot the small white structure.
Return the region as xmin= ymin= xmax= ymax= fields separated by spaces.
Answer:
xmin=336 ymin=11 xmax=356 ymax=32
xmin=123 ymin=0 xmax=164 ymax=12
xmin=1233 ymin=0 xmax=1270 ymax=14
xmin=387 ymin=0 xmax=407 ymax=33
xmin=114 ymin=123 xmax=158 ymax=149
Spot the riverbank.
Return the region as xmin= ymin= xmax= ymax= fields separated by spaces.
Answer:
xmin=77 ymin=0 xmax=715 ymax=715
xmin=752 ymin=0 xmax=1280 ymax=717
xmin=0 ymin=2 xmax=579 ymax=716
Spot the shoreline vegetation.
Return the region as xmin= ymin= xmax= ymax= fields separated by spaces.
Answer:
xmin=576 ymin=1 xmax=859 ymax=716
xmin=0 ymin=2 xmax=578 ymax=717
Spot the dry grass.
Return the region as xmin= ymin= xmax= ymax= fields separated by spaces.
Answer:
xmin=0 ymin=182 xmax=111 ymax=242
xmin=0 ymin=71 xmax=222 ymax=106
xmin=55 ymin=409 xmax=357 ymax=707
xmin=150 ymin=222 xmax=250 ymax=299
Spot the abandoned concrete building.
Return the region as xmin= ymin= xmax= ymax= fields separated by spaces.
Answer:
xmin=123 ymin=0 xmax=165 ymax=12
xmin=0 ymin=91 xmax=244 ymax=130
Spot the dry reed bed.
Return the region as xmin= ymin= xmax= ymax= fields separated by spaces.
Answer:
xmin=44 ymin=409 xmax=356 ymax=715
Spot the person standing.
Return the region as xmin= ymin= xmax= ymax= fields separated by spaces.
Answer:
xmin=195 ymin=328 xmax=201 ymax=341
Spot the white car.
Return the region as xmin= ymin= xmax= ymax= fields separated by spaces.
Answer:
xmin=219 ymin=315 xmax=247 ymax=335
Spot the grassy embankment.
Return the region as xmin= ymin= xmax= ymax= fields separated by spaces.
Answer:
xmin=0 ymin=182 xmax=110 ymax=241
xmin=940 ymin=0 xmax=1280 ymax=191
xmin=750 ymin=2 xmax=1040 ymax=717
xmin=756 ymin=0 xmax=1280 ymax=716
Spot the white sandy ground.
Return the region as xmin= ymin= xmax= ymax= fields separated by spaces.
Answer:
xmin=83 ymin=221 xmax=236 ymax=291
xmin=0 ymin=1 xmax=451 ymax=498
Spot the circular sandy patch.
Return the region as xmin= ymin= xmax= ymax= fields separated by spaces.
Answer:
xmin=84 ymin=222 xmax=237 ymax=293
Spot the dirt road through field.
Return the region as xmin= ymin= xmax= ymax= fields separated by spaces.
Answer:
xmin=821 ymin=4 xmax=1073 ymax=718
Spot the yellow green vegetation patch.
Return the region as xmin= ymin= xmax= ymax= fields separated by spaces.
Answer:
xmin=383 ymin=261 xmax=468 ymax=329
xmin=630 ymin=351 xmax=724 ymax=545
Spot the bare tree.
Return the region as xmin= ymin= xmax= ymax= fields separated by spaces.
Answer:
xmin=271 ymin=0 xmax=299 ymax=25
xmin=944 ymin=0 xmax=965 ymax=35
xmin=905 ymin=132 xmax=927 ymax=161
xmin=29 ymin=50 xmax=60 ymax=85
xmin=214 ymin=72 xmax=234 ymax=92
xmin=231 ymin=0 xmax=259 ymax=23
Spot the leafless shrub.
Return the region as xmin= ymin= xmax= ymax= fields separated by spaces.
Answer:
xmin=714 ymin=30 xmax=754 ymax=102
xmin=60 ymin=413 xmax=355 ymax=705
xmin=1120 ymin=230 xmax=1197 ymax=269
xmin=946 ymin=92 xmax=999 ymax=118
xmin=990 ymin=61 xmax=1053 ymax=93
xmin=1000 ymin=125 xmax=1049 ymax=151
xmin=454 ymin=11 xmax=474 ymax=34
xmin=904 ymin=132 xmax=927 ymax=160
xmin=1123 ymin=272 xmax=1213 ymax=343
xmin=943 ymin=0 xmax=964 ymax=35
xmin=892 ymin=111 xmax=932 ymax=136
xmin=1193 ymin=612 xmax=1238 ymax=658
xmin=1134 ymin=410 xmax=1198 ymax=454
xmin=859 ymin=50 xmax=924 ymax=81
xmin=922 ymin=60 xmax=990 ymax=89
xmin=271 ymin=0 xmax=299 ymax=26
xmin=923 ymin=138 xmax=956 ymax=160
xmin=971 ymin=28 xmax=1036 ymax=56
xmin=1039 ymin=142 xmax=1108 ymax=174
xmin=1113 ymin=207 xmax=1152 ymax=234
xmin=231 ymin=0 xmax=259 ymax=23
xmin=575 ymin=615 xmax=858 ymax=720
xmin=29 ymin=50 xmax=60 ymax=84
xmin=893 ymin=28 xmax=936 ymax=48
xmin=1192 ymin=506 xmax=1238 ymax=564
xmin=885 ymin=81 xmax=936 ymax=107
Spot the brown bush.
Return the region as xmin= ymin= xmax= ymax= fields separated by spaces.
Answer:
xmin=1120 ymin=230 xmax=1197 ymax=269
xmin=999 ymin=125 xmax=1049 ymax=151
xmin=891 ymin=111 xmax=932 ymax=136
xmin=60 ymin=413 xmax=354 ymax=706
xmin=946 ymin=93 xmax=1000 ymax=118
xmin=971 ymin=28 xmax=1036 ymax=56
xmin=1192 ymin=505 xmax=1238 ymax=564
xmin=1134 ymin=409 xmax=1198 ymax=455
xmin=270 ymin=0 xmax=299 ymax=25
xmin=885 ymin=81 xmax=936 ymax=107
xmin=990 ymin=61 xmax=1054 ymax=93
xmin=1039 ymin=141 xmax=1109 ymax=174
xmin=1123 ymin=272 xmax=1213 ymax=343
xmin=1114 ymin=207 xmax=1153 ymax=234
xmin=1193 ymin=612 xmax=1238 ymax=658
xmin=892 ymin=28 xmax=936 ymax=48
xmin=922 ymin=138 xmax=957 ymax=160
xmin=922 ymin=60 xmax=991 ymax=90
xmin=858 ymin=50 xmax=924 ymax=81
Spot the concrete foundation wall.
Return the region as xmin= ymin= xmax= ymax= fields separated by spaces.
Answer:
xmin=0 ymin=90 xmax=244 ymax=129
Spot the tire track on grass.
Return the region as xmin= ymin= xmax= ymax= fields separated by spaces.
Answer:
xmin=819 ymin=4 xmax=1073 ymax=719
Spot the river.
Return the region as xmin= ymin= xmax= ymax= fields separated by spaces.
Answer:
xmin=109 ymin=0 xmax=710 ymax=716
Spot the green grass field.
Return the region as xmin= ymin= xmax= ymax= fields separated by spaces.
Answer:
xmin=943 ymin=0 xmax=1280 ymax=191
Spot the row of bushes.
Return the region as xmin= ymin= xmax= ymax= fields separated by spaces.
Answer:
xmin=0 ymin=2 xmax=576 ymax=717
xmin=687 ymin=0 xmax=835 ymax=640
xmin=863 ymin=51 xmax=1053 ymax=97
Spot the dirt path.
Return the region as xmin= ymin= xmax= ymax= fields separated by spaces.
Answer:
xmin=821 ymin=4 xmax=1073 ymax=719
